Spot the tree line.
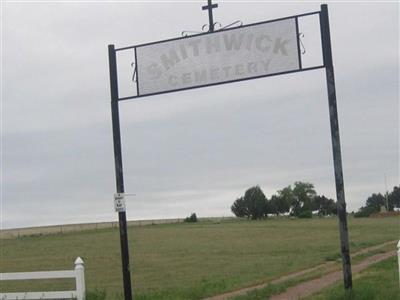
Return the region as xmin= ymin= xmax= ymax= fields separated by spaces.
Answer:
xmin=231 ymin=182 xmax=336 ymax=219
xmin=354 ymin=185 xmax=399 ymax=217
xmin=231 ymin=182 xmax=400 ymax=220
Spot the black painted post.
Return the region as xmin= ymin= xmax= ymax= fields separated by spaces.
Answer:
xmin=320 ymin=4 xmax=353 ymax=290
xmin=108 ymin=44 xmax=134 ymax=300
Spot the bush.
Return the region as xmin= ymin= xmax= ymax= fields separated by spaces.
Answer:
xmin=185 ymin=213 xmax=198 ymax=223
xmin=298 ymin=210 xmax=312 ymax=218
xmin=354 ymin=206 xmax=376 ymax=218
xmin=354 ymin=210 xmax=370 ymax=218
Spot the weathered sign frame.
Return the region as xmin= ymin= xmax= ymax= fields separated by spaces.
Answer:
xmin=108 ymin=4 xmax=352 ymax=300
xmin=114 ymin=10 xmax=324 ymax=101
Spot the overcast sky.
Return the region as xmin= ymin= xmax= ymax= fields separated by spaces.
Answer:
xmin=1 ymin=1 xmax=398 ymax=229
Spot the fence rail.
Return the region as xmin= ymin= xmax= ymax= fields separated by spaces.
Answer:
xmin=0 ymin=257 xmax=85 ymax=300
xmin=1 ymin=270 xmax=76 ymax=280
xmin=0 ymin=217 xmax=234 ymax=239
xmin=0 ymin=291 xmax=78 ymax=300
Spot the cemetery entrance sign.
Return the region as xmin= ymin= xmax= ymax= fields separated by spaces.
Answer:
xmin=135 ymin=18 xmax=299 ymax=96
xmin=108 ymin=3 xmax=352 ymax=300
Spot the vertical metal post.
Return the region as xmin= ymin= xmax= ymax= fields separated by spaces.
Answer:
xmin=320 ymin=4 xmax=352 ymax=290
xmin=108 ymin=44 xmax=134 ymax=300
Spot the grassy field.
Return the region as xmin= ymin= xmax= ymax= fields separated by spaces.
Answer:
xmin=307 ymin=256 xmax=400 ymax=300
xmin=0 ymin=217 xmax=398 ymax=299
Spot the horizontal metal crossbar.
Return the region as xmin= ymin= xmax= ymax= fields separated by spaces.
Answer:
xmin=116 ymin=65 xmax=325 ymax=101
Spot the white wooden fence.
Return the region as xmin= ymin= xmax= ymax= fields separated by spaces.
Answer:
xmin=397 ymin=240 xmax=400 ymax=286
xmin=0 ymin=257 xmax=85 ymax=300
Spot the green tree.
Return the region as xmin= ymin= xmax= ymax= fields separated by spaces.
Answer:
xmin=313 ymin=195 xmax=337 ymax=216
xmin=388 ymin=186 xmax=400 ymax=209
xmin=354 ymin=206 xmax=376 ymax=218
xmin=231 ymin=197 xmax=247 ymax=218
xmin=269 ymin=190 xmax=291 ymax=216
xmin=267 ymin=195 xmax=278 ymax=216
xmin=365 ymin=193 xmax=385 ymax=212
xmin=268 ymin=182 xmax=316 ymax=217
xmin=355 ymin=192 xmax=391 ymax=217
xmin=184 ymin=213 xmax=198 ymax=222
xmin=291 ymin=182 xmax=317 ymax=217
xmin=231 ymin=186 xmax=267 ymax=220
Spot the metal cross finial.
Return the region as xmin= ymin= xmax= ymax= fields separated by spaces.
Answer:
xmin=202 ymin=0 xmax=218 ymax=32
xmin=183 ymin=0 xmax=241 ymax=37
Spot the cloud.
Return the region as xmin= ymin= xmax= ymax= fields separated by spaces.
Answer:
xmin=2 ymin=2 xmax=398 ymax=228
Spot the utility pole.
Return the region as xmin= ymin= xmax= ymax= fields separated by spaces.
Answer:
xmin=384 ymin=173 xmax=389 ymax=211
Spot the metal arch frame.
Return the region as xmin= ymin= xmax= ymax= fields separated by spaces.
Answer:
xmin=107 ymin=4 xmax=352 ymax=300
xmin=115 ymin=10 xmax=319 ymax=51
xmin=113 ymin=10 xmax=322 ymax=101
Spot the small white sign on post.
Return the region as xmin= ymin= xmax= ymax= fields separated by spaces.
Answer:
xmin=114 ymin=193 xmax=126 ymax=212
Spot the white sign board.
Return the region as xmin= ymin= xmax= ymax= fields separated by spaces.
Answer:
xmin=136 ymin=18 xmax=299 ymax=96
xmin=114 ymin=193 xmax=126 ymax=212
